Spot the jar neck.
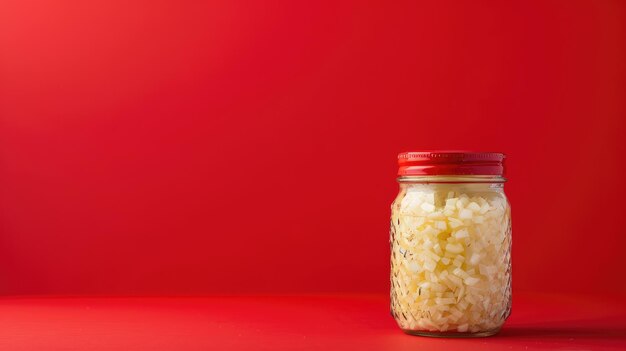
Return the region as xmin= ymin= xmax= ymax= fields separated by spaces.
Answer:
xmin=397 ymin=175 xmax=506 ymax=184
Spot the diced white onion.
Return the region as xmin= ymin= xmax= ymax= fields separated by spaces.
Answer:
xmin=390 ymin=185 xmax=511 ymax=334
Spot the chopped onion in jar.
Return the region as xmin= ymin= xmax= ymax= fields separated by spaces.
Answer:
xmin=391 ymin=186 xmax=511 ymax=333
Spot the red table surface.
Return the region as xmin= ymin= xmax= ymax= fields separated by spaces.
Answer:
xmin=0 ymin=293 xmax=624 ymax=351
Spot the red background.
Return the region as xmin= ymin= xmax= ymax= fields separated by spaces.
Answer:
xmin=0 ymin=0 xmax=624 ymax=297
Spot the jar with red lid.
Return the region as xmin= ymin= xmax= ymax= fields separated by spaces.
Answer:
xmin=390 ymin=151 xmax=511 ymax=337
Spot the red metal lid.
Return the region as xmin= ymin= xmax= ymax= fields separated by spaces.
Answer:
xmin=397 ymin=151 xmax=505 ymax=176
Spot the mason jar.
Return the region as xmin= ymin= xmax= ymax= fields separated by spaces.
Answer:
xmin=390 ymin=151 xmax=511 ymax=337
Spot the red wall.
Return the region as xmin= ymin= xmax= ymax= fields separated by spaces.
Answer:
xmin=0 ymin=0 xmax=624 ymax=295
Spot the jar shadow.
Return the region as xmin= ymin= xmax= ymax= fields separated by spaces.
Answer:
xmin=498 ymin=318 xmax=626 ymax=340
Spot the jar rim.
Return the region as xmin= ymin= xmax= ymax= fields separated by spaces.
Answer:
xmin=397 ymin=151 xmax=505 ymax=177
xmin=397 ymin=175 xmax=507 ymax=183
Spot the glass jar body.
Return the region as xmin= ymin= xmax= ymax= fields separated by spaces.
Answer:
xmin=390 ymin=177 xmax=511 ymax=337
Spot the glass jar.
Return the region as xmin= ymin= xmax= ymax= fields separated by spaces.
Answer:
xmin=390 ymin=151 xmax=511 ymax=337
